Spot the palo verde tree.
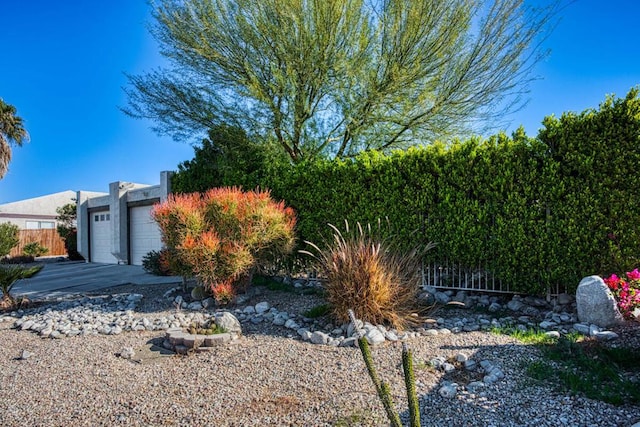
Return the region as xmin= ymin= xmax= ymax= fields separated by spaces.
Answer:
xmin=124 ymin=0 xmax=557 ymax=162
xmin=0 ymin=99 xmax=29 ymax=179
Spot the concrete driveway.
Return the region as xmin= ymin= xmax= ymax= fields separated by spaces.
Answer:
xmin=11 ymin=261 xmax=182 ymax=301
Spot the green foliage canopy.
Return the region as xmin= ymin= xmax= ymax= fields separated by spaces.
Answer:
xmin=171 ymin=125 xmax=290 ymax=194
xmin=125 ymin=0 xmax=556 ymax=161
xmin=0 ymin=99 xmax=29 ymax=179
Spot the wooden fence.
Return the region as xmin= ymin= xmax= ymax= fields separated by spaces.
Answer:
xmin=9 ymin=229 xmax=66 ymax=257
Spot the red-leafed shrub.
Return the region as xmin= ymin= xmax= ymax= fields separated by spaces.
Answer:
xmin=152 ymin=187 xmax=296 ymax=302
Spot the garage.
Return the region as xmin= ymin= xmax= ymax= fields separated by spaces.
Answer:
xmin=89 ymin=210 xmax=117 ymax=263
xmin=129 ymin=204 xmax=162 ymax=266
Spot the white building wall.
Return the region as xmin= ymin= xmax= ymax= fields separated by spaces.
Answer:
xmin=77 ymin=171 xmax=172 ymax=265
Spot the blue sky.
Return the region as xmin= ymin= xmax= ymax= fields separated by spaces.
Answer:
xmin=1 ymin=0 xmax=639 ymax=203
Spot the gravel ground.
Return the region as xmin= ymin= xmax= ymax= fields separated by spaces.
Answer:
xmin=1 ymin=283 xmax=639 ymax=427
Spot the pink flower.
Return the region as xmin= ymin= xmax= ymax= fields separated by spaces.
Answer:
xmin=627 ymin=268 xmax=640 ymax=281
xmin=604 ymin=274 xmax=620 ymax=290
xmin=603 ymin=269 xmax=640 ymax=319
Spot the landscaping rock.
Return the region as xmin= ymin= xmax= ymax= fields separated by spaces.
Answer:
xmin=297 ymin=328 xmax=312 ymax=341
xmin=466 ymin=381 xmax=485 ymax=393
xmin=575 ymin=275 xmax=624 ymax=328
xmin=442 ymin=362 xmax=456 ymax=373
xmin=455 ymin=352 xmax=468 ymax=363
xmin=20 ymin=320 xmax=34 ymax=331
xmin=507 ymin=297 xmax=525 ymax=312
xmin=214 ymin=312 xmax=242 ymax=335
xmin=310 ymin=331 xmax=330 ymax=345
xmin=573 ymin=323 xmax=590 ymax=335
xmin=430 ymin=356 xmax=445 ymax=369
xmin=384 ymin=331 xmax=399 ymax=341
xmin=593 ymin=331 xmax=619 ymax=341
xmin=187 ymin=301 xmax=203 ymax=311
xmin=417 ymin=291 xmax=436 ymax=305
xmin=439 ymin=383 xmax=458 ymax=398
xmin=364 ymin=328 xmax=385 ymax=345
xmin=284 ymin=319 xmax=300 ymax=330
xmin=255 ymin=301 xmax=270 ymax=314
xmin=539 ymin=320 xmax=556 ymax=330
xmin=340 ymin=337 xmax=357 ymax=347
xmin=434 ymin=292 xmax=451 ymax=304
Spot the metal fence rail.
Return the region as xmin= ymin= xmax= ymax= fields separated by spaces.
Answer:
xmin=423 ymin=261 xmax=512 ymax=294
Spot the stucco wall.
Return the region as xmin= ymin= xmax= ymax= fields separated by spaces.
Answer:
xmin=76 ymin=171 xmax=172 ymax=264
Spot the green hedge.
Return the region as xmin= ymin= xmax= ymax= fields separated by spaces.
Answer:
xmin=173 ymin=88 xmax=640 ymax=295
xmin=268 ymin=132 xmax=557 ymax=294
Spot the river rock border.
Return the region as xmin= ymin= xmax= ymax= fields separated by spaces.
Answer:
xmin=2 ymin=285 xmax=623 ymax=348
xmin=1 ymin=284 xmax=629 ymax=400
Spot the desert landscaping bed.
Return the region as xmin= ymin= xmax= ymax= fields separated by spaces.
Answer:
xmin=1 ymin=282 xmax=639 ymax=427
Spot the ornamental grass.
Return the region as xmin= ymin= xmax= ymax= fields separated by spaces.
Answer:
xmin=302 ymin=221 xmax=432 ymax=330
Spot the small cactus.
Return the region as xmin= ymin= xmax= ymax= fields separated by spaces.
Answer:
xmin=349 ymin=309 xmax=421 ymax=427
xmin=402 ymin=342 xmax=421 ymax=427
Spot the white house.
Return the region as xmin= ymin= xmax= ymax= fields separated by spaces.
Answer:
xmin=0 ymin=190 xmax=76 ymax=230
xmin=76 ymin=171 xmax=172 ymax=266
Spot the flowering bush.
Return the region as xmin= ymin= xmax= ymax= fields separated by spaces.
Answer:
xmin=153 ymin=188 xmax=296 ymax=302
xmin=603 ymin=269 xmax=640 ymax=319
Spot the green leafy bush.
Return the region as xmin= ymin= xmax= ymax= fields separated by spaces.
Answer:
xmin=0 ymin=223 xmax=19 ymax=257
xmin=141 ymin=249 xmax=173 ymax=276
xmin=22 ymin=242 xmax=48 ymax=257
xmin=56 ymin=203 xmax=84 ymax=261
xmin=302 ymin=222 xmax=429 ymax=329
xmin=153 ymin=187 xmax=296 ymax=302
xmin=171 ymin=125 xmax=290 ymax=194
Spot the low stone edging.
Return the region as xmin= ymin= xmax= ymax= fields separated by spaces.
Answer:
xmin=162 ymin=327 xmax=238 ymax=354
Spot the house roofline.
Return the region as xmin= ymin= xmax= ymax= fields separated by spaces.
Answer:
xmin=0 ymin=213 xmax=58 ymax=220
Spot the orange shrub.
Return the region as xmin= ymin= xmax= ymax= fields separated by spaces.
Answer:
xmin=153 ymin=188 xmax=296 ymax=301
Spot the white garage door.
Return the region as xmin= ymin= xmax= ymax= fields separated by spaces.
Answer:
xmin=90 ymin=210 xmax=117 ymax=263
xmin=129 ymin=205 xmax=162 ymax=266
